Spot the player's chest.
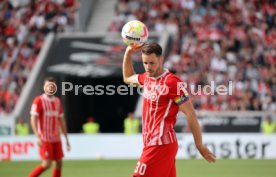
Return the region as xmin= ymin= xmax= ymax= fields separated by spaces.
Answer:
xmin=143 ymin=80 xmax=169 ymax=102
xmin=41 ymin=101 xmax=60 ymax=117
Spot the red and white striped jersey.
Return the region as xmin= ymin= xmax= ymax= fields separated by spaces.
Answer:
xmin=30 ymin=94 xmax=64 ymax=142
xmin=137 ymin=69 xmax=189 ymax=147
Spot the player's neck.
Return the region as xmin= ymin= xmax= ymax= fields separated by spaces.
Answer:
xmin=43 ymin=93 xmax=55 ymax=99
xmin=153 ymin=68 xmax=167 ymax=78
xmin=157 ymin=68 xmax=165 ymax=76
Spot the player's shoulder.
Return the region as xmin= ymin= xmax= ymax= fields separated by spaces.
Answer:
xmin=166 ymin=72 xmax=183 ymax=84
xmin=137 ymin=72 xmax=147 ymax=80
xmin=53 ymin=96 xmax=62 ymax=105
xmin=139 ymin=72 xmax=147 ymax=78
xmin=33 ymin=95 xmax=42 ymax=102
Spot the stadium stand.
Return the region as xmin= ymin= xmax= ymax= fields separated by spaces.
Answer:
xmin=0 ymin=0 xmax=79 ymax=116
xmin=109 ymin=0 xmax=276 ymax=112
xmin=0 ymin=0 xmax=275 ymax=134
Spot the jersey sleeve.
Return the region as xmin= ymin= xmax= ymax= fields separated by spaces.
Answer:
xmin=30 ymin=96 xmax=42 ymax=116
xmin=168 ymin=75 xmax=189 ymax=105
xmin=137 ymin=73 xmax=147 ymax=86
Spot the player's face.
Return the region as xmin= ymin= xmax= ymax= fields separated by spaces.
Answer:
xmin=43 ymin=81 xmax=57 ymax=96
xmin=142 ymin=53 xmax=163 ymax=77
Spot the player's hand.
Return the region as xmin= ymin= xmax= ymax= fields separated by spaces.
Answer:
xmin=66 ymin=141 xmax=71 ymax=151
xmin=37 ymin=136 xmax=42 ymax=147
xmin=197 ymin=144 xmax=216 ymax=163
xmin=126 ymin=45 xmax=142 ymax=53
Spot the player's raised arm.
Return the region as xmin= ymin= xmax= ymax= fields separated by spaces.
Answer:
xmin=122 ymin=46 xmax=140 ymax=86
xmin=179 ymin=101 xmax=216 ymax=163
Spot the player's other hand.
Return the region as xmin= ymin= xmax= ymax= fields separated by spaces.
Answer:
xmin=66 ymin=141 xmax=71 ymax=151
xmin=37 ymin=136 xmax=42 ymax=147
xmin=197 ymin=144 xmax=216 ymax=163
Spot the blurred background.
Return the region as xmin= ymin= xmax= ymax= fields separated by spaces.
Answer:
xmin=0 ymin=0 xmax=275 ymax=176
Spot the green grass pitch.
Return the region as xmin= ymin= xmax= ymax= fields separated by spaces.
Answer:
xmin=0 ymin=159 xmax=275 ymax=177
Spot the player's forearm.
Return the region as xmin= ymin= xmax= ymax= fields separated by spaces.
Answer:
xmin=186 ymin=111 xmax=203 ymax=148
xmin=123 ymin=48 xmax=136 ymax=84
xmin=30 ymin=116 xmax=39 ymax=137
xmin=60 ymin=117 xmax=69 ymax=141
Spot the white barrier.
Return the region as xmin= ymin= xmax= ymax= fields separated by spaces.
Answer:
xmin=177 ymin=134 xmax=276 ymax=159
xmin=0 ymin=116 xmax=14 ymax=135
xmin=0 ymin=133 xmax=276 ymax=161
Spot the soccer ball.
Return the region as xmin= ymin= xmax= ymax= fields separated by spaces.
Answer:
xmin=121 ymin=20 xmax=149 ymax=48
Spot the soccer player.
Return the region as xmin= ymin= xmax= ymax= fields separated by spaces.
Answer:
xmin=29 ymin=77 xmax=70 ymax=177
xmin=122 ymin=43 xmax=216 ymax=177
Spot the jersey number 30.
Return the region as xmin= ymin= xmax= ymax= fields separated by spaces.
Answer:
xmin=134 ymin=161 xmax=147 ymax=175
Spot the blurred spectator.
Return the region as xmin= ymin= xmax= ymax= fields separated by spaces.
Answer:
xmin=124 ymin=112 xmax=139 ymax=135
xmin=15 ymin=117 xmax=29 ymax=135
xmin=261 ymin=116 xmax=276 ymax=134
xmin=82 ymin=117 xmax=100 ymax=134
xmin=111 ymin=0 xmax=276 ymax=111
xmin=0 ymin=0 xmax=79 ymax=115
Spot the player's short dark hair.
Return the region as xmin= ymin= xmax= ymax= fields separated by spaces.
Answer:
xmin=44 ymin=77 xmax=56 ymax=84
xmin=142 ymin=42 xmax=162 ymax=57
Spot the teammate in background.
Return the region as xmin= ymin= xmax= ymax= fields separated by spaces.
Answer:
xmin=122 ymin=43 xmax=216 ymax=177
xmin=15 ymin=117 xmax=30 ymax=135
xmin=82 ymin=117 xmax=100 ymax=134
xmin=124 ymin=112 xmax=139 ymax=135
xmin=261 ymin=115 xmax=276 ymax=134
xmin=29 ymin=77 xmax=70 ymax=177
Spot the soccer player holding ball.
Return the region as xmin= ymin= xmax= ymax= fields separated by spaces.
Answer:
xmin=29 ymin=77 xmax=70 ymax=177
xmin=122 ymin=41 xmax=216 ymax=176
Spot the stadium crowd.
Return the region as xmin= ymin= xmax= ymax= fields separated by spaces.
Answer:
xmin=110 ymin=0 xmax=276 ymax=111
xmin=0 ymin=0 xmax=78 ymax=116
